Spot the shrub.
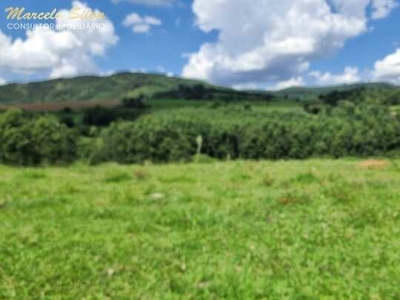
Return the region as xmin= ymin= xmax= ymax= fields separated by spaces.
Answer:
xmin=0 ymin=109 xmax=77 ymax=166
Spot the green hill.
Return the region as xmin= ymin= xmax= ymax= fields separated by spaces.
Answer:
xmin=0 ymin=73 xmax=218 ymax=104
xmin=276 ymin=82 xmax=396 ymax=99
xmin=0 ymin=72 xmax=397 ymax=104
xmin=0 ymin=73 xmax=272 ymax=104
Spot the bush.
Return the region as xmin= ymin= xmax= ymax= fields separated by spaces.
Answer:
xmin=0 ymin=109 xmax=77 ymax=166
xmin=99 ymin=119 xmax=199 ymax=164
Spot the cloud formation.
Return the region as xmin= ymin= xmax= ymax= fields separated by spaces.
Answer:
xmin=183 ymin=0 xmax=398 ymax=87
xmin=0 ymin=1 xmax=118 ymax=79
xmin=371 ymin=0 xmax=398 ymax=19
xmin=123 ymin=13 xmax=162 ymax=34
xmin=310 ymin=67 xmax=361 ymax=85
xmin=272 ymin=77 xmax=305 ymax=91
xmin=373 ymin=49 xmax=400 ymax=83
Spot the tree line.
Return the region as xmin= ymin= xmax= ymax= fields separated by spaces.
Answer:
xmin=1 ymin=101 xmax=399 ymax=166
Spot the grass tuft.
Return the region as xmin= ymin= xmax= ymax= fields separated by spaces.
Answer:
xmin=103 ymin=171 xmax=132 ymax=183
xmin=133 ymin=168 xmax=149 ymax=180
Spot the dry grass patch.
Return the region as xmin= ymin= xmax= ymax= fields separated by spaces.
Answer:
xmin=358 ymin=160 xmax=389 ymax=169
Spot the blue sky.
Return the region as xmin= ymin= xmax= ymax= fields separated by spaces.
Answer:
xmin=0 ymin=0 xmax=400 ymax=90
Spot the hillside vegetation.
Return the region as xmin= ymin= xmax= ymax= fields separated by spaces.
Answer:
xmin=2 ymin=72 xmax=397 ymax=105
xmin=1 ymin=160 xmax=400 ymax=298
xmin=0 ymin=73 xmax=272 ymax=104
xmin=2 ymin=75 xmax=400 ymax=166
xmin=0 ymin=73 xmax=207 ymax=103
xmin=277 ymin=82 xmax=396 ymax=99
xmin=2 ymin=102 xmax=400 ymax=166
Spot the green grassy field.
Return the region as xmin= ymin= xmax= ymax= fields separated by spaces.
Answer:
xmin=1 ymin=159 xmax=400 ymax=299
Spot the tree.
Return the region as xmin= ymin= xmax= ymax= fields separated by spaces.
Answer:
xmin=0 ymin=109 xmax=77 ymax=166
xmin=121 ymin=94 xmax=148 ymax=109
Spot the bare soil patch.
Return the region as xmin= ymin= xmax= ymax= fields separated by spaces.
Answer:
xmin=358 ymin=160 xmax=389 ymax=169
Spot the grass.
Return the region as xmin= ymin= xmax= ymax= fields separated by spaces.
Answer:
xmin=1 ymin=159 xmax=400 ymax=299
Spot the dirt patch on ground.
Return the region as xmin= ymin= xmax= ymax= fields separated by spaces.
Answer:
xmin=358 ymin=160 xmax=390 ymax=169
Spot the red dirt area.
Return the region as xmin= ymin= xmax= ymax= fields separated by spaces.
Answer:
xmin=0 ymin=99 xmax=120 ymax=112
xmin=358 ymin=160 xmax=390 ymax=169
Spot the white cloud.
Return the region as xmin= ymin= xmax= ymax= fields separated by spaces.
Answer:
xmin=112 ymin=0 xmax=175 ymax=6
xmin=100 ymin=70 xmax=117 ymax=77
xmin=310 ymin=67 xmax=361 ymax=85
xmin=329 ymin=0 xmax=370 ymax=18
xmin=123 ymin=13 xmax=162 ymax=34
xmin=0 ymin=78 xmax=6 ymax=86
xmin=183 ymin=0 xmax=397 ymax=87
xmin=130 ymin=67 xmax=147 ymax=73
xmin=372 ymin=49 xmax=400 ymax=83
xmin=156 ymin=66 xmax=166 ymax=73
xmin=156 ymin=66 xmax=174 ymax=77
xmin=232 ymin=83 xmax=259 ymax=91
xmin=271 ymin=77 xmax=305 ymax=91
xmin=0 ymin=1 xmax=118 ymax=79
xmin=371 ymin=0 xmax=398 ymax=19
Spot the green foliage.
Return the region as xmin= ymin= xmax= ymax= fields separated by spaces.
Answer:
xmin=99 ymin=119 xmax=199 ymax=164
xmin=172 ymin=84 xmax=211 ymax=99
xmin=91 ymin=104 xmax=400 ymax=164
xmin=77 ymin=137 xmax=106 ymax=165
xmin=2 ymin=100 xmax=400 ymax=166
xmin=0 ymin=73 xmax=246 ymax=104
xmin=316 ymin=86 xmax=400 ymax=107
xmin=121 ymin=94 xmax=148 ymax=109
xmin=319 ymin=87 xmax=367 ymax=106
xmin=0 ymin=109 xmax=76 ymax=166
xmin=276 ymin=82 xmax=396 ymax=100
xmin=81 ymin=105 xmax=145 ymax=127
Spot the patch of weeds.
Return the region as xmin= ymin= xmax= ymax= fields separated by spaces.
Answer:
xmin=0 ymin=199 xmax=8 ymax=209
xmin=365 ymin=180 xmax=390 ymax=190
xmin=104 ymin=171 xmax=132 ymax=183
xmin=159 ymin=176 xmax=196 ymax=184
xmin=193 ymin=154 xmax=216 ymax=164
xmin=388 ymin=159 xmax=400 ymax=173
xmin=19 ymin=170 xmax=47 ymax=180
xmin=262 ymin=174 xmax=275 ymax=187
xmin=277 ymin=190 xmax=311 ymax=205
xmin=91 ymin=208 xmax=120 ymax=220
xmin=133 ymin=168 xmax=149 ymax=180
xmin=60 ymin=183 xmax=83 ymax=194
xmin=230 ymin=172 xmax=252 ymax=182
xmin=291 ymin=171 xmax=319 ymax=185
xmin=347 ymin=206 xmax=380 ymax=229
xmin=326 ymin=173 xmax=342 ymax=183
xmin=323 ymin=181 xmax=357 ymax=204
xmin=14 ymin=197 xmax=69 ymax=210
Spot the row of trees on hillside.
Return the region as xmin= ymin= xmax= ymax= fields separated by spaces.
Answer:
xmin=1 ymin=101 xmax=400 ymax=166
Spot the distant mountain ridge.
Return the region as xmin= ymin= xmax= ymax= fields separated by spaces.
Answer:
xmin=275 ymin=82 xmax=397 ymax=99
xmin=0 ymin=72 xmax=397 ymax=104
xmin=0 ymin=73 xmax=217 ymax=104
